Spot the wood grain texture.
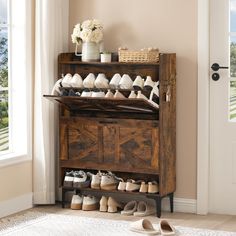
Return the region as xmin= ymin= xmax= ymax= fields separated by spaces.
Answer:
xmin=45 ymin=53 xmax=176 ymax=213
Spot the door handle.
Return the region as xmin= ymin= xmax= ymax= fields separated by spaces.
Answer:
xmin=211 ymin=63 xmax=229 ymax=71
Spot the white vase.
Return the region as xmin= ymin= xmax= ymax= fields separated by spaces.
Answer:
xmin=75 ymin=42 xmax=100 ymax=62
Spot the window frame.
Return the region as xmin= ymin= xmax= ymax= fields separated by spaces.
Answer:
xmin=0 ymin=0 xmax=32 ymax=166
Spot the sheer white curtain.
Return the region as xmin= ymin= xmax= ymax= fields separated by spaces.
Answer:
xmin=33 ymin=0 xmax=69 ymax=204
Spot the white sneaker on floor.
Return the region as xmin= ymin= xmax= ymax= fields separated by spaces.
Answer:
xmin=82 ymin=195 xmax=99 ymax=211
xmin=71 ymin=194 xmax=83 ymax=210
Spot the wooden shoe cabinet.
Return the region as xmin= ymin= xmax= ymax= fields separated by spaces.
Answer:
xmin=44 ymin=52 xmax=176 ymax=217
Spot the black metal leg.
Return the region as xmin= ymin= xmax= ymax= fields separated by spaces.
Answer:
xmin=169 ymin=193 xmax=174 ymax=213
xmin=155 ymin=196 xmax=162 ymax=218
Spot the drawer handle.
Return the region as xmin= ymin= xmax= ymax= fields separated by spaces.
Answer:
xmin=99 ymin=121 xmax=117 ymax=124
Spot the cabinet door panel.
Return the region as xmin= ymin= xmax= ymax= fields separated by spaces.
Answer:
xmin=119 ymin=127 xmax=158 ymax=171
xmin=68 ymin=123 xmax=99 ymax=163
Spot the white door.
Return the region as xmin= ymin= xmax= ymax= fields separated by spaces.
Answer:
xmin=209 ymin=0 xmax=236 ymax=214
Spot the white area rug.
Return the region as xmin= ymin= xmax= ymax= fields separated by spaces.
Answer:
xmin=0 ymin=213 xmax=236 ymax=236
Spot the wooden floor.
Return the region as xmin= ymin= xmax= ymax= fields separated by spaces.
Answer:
xmin=30 ymin=204 xmax=236 ymax=232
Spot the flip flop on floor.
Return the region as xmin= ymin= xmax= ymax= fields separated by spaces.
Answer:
xmin=130 ymin=219 xmax=159 ymax=235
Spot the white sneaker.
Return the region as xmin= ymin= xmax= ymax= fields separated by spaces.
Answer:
xmin=114 ymin=90 xmax=125 ymax=98
xmin=128 ymin=91 xmax=137 ymax=98
xmin=73 ymin=170 xmax=91 ymax=188
xmin=63 ymin=170 xmax=74 ymax=187
xmin=133 ymin=76 xmax=144 ymax=90
xmin=109 ymin=73 xmax=121 ymax=89
xmin=70 ymin=73 xmax=83 ymax=88
xmin=144 ymin=76 xmax=155 ymax=90
xmin=81 ymin=90 xmax=92 ymax=97
xmin=62 ymin=73 xmax=72 ymax=87
xmin=82 ymin=195 xmax=99 ymax=211
xmin=119 ymin=74 xmax=133 ymax=89
xmin=105 ymin=89 xmax=114 ymax=98
xmin=126 ymin=179 xmax=142 ymax=192
xmin=94 ymin=73 xmax=109 ymax=88
xmin=91 ymin=91 xmax=105 ymax=98
xmin=83 ymin=73 xmax=95 ymax=88
xmin=100 ymin=171 xmax=123 ymax=190
xmin=149 ymin=81 xmax=159 ymax=108
xmin=51 ymin=78 xmax=62 ymax=96
xmin=136 ymin=91 xmax=148 ymax=100
xmin=71 ymin=194 xmax=83 ymax=210
xmin=88 ymin=171 xmax=103 ymax=189
xmin=117 ymin=180 xmax=126 ymax=191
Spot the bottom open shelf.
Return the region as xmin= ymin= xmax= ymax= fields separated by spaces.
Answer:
xmin=62 ymin=186 xmax=159 ymax=197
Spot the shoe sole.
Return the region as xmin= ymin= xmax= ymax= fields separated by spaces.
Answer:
xmin=99 ymin=205 xmax=108 ymax=212
xmin=100 ymin=184 xmax=117 ymax=190
xmin=71 ymin=203 xmax=82 ymax=210
xmin=91 ymin=184 xmax=100 ymax=189
xmin=82 ymin=203 xmax=98 ymax=211
xmin=107 ymin=206 xmax=117 ymax=213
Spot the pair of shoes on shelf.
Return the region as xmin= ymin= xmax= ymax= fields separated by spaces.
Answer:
xmin=71 ymin=194 xmax=99 ymax=211
xmin=109 ymin=73 xmax=133 ymax=89
xmin=80 ymin=89 xmax=106 ymax=98
xmin=117 ymin=180 xmax=158 ymax=193
xmin=88 ymin=171 xmax=123 ymax=190
xmin=130 ymin=219 xmax=175 ymax=235
xmin=118 ymin=179 xmax=143 ymax=192
xmin=121 ymin=201 xmax=156 ymax=217
xmin=99 ymin=196 xmax=123 ymax=213
xmin=83 ymin=73 xmax=109 ymax=89
xmin=61 ymin=73 xmax=83 ymax=88
xmin=140 ymin=181 xmax=159 ymax=194
xmin=128 ymin=91 xmax=148 ymax=99
xmin=63 ymin=170 xmax=91 ymax=188
xmin=73 ymin=170 xmax=91 ymax=188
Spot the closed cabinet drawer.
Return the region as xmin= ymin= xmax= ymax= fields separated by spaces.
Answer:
xmin=60 ymin=117 xmax=159 ymax=174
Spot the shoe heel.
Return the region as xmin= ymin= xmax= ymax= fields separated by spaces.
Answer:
xmin=108 ymin=206 xmax=117 ymax=213
xmin=99 ymin=205 xmax=108 ymax=212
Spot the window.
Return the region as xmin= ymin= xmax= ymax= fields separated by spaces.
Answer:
xmin=230 ymin=0 xmax=236 ymax=120
xmin=0 ymin=0 xmax=9 ymax=153
xmin=0 ymin=0 xmax=32 ymax=163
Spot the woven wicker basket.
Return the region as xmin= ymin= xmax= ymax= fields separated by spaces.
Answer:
xmin=118 ymin=48 xmax=159 ymax=63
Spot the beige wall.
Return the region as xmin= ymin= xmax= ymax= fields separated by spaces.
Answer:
xmin=69 ymin=0 xmax=197 ymax=199
xmin=0 ymin=161 xmax=32 ymax=201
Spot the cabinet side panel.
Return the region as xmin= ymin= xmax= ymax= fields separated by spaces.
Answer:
xmin=59 ymin=120 xmax=68 ymax=160
xmin=159 ymin=53 xmax=176 ymax=196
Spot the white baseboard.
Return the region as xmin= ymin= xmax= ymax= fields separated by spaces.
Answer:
xmin=0 ymin=193 xmax=33 ymax=218
xmin=162 ymin=197 xmax=197 ymax=213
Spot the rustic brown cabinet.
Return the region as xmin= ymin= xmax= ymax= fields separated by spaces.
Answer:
xmin=44 ymin=52 xmax=176 ymax=217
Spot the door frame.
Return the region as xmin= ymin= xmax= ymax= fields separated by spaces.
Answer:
xmin=197 ymin=0 xmax=210 ymax=214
